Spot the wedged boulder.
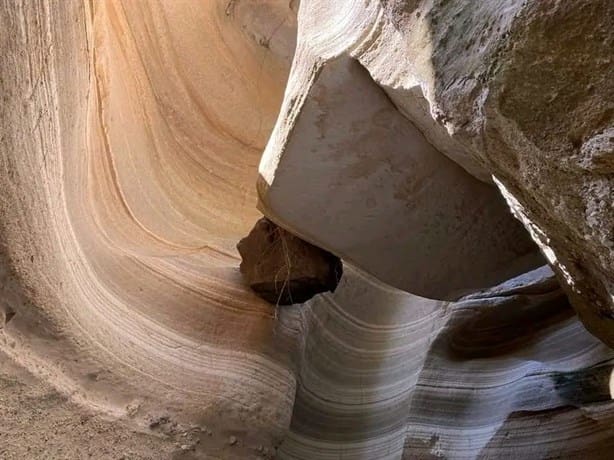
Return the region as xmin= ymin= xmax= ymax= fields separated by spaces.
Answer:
xmin=237 ymin=218 xmax=343 ymax=305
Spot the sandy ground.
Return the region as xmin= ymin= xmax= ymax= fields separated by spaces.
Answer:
xmin=0 ymin=349 xmax=177 ymax=459
xmin=0 ymin=348 xmax=278 ymax=459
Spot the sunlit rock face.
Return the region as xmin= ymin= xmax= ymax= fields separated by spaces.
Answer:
xmin=1 ymin=0 xmax=300 ymax=452
xmin=1 ymin=1 xmax=613 ymax=459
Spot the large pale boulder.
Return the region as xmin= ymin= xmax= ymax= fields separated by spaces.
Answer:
xmin=259 ymin=0 xmax=614 ymax=346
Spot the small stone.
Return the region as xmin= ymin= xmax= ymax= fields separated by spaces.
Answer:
xmin=125 ymin=400 xmax=141 ymax=416
xmin=579 ymin=128 xmax=614 ymax=173
xmin=148 ymin=415 xmax=169 ymax=429
xmin=229 ymin=435 xmax=237 ymax=446
xmin=0 ymin=302 xmax=15 ymax=327
xmin=180 ymin=445 xmax=190 ymax=451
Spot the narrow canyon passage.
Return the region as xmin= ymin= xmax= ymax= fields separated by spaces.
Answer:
xmin=1 ymin=1 xmax=613 ymax=459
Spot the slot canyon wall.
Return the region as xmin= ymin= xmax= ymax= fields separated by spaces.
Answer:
xmin=0 ymin=0 xmax=612 ymax=459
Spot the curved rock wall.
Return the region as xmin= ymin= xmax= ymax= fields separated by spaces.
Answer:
xmin=1 ymin=0 xmax=299 ymax=447
xmin=279 ymin=266 xmax=614 ymax=459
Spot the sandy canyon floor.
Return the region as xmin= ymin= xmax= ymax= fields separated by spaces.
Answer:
xmin=0 ymin=349 xmax=275 ymax=459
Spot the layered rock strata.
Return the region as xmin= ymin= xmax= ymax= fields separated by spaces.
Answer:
xmin=1 ymin=0 xmax=300 ymax=450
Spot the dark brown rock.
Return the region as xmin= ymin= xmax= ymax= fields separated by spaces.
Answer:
xmin=237 ymin=218 xmax=342 ymax=305
xmin=0 ymin=303 xmax=15 ymax=327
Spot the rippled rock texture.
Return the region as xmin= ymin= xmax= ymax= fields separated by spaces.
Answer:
xmin=1 ymin=0 xmax=613 ymax=459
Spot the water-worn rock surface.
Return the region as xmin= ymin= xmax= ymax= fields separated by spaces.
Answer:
xmin=1 ymin=1 xmax=613 ymax=459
